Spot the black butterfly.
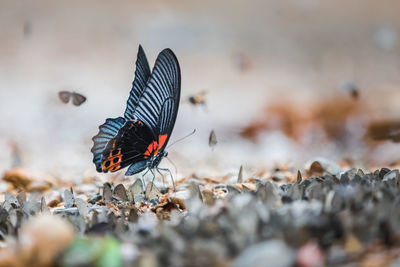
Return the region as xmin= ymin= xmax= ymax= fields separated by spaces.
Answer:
xmin=58 ymin=91 xmax=87 ymax=106
xmin=91 ymin=45 xmax=181 ymax=185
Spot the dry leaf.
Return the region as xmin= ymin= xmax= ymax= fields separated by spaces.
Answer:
xmin=241 ymin=183 xmax=256 ymax=191
xmin=3 ymin=168 xmax=33 ymax=189
xmin=201 ymin=189 xmax=215 ymax=205
xmin=308 ymin=161 xmax=324 ymax=176
xmin=27 ymin=181 xmax=52 ymax=192
xmin=367 ymin=120 xmax=400 ymax=142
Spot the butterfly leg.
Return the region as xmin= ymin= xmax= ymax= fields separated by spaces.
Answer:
xmin=157 ymin=167 xmax=176 ymax=192
xmin=141 ymin=168 xmax=151 ymax=191
xmin=156 ymin=168 xmax=166 ymax=188
xmin=150 ymin=168 xmax=156 ymax=193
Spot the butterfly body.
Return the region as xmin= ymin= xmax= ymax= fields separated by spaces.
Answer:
xmin=91 ymin=46 xmax=180 ymax=180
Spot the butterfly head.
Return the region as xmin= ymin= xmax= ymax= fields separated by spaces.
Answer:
xmin=149 ymin=150 xmax=168 ymax=169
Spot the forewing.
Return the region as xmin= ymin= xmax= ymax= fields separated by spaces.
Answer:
xmin=58 ymin=91 xmax=71 ymax=104
xmin=124 ymin=45 xmax=152 ymax=121
xmin=101 ymin=121 xmax=154 ymax=173
xmin=134 ymin=48 xmax=181 ymax=145
xmin=72 ymin=92 xmax=87 ymax=106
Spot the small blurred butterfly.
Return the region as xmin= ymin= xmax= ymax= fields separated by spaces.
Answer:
xmin=58 ymin=91 xmax=87 ymax=106
xmin=209 ymin=130 xmax=217 ymax=150
xmin=91 ymin=45 xmax=181 ymax=188
xmin=340 ymin=81 xmax=359 ymax=100
xmin=188 ymin=90 xmax=207 ymax=106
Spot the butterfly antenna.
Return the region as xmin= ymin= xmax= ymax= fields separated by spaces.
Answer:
xmin=166 ymin=129 xmax=196 ymax=149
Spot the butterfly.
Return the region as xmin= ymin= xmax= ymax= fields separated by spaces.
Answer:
xmin=188 ymin=90 xmax=207 ymax=106
xmin=91 ymin=45 xmax=180 ymax=186
xmin=58 ymin=91 xmax=87 ymax=106
xmin=208 ymin=130 xmax=217 ymax=150
xmin=340 ymin=81 xmax=359 ymax=100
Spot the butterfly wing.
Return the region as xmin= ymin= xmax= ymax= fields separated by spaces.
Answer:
xmin=131 ymin=48 xmax=181 ymax=152
xmin=92 ymin=46 xmax=180 ymax=175
xmin=91 ymin=117 xmax=126 ymax=172
xmin=100 ymin=120 xmax=154 ymax=174
xmin=72 ymin=92 xmax=87 ymax=106
xmin=58 ymin=91 xmax=71 ymax=104
xmin=124 ymin=45 xmax=152 ymax=121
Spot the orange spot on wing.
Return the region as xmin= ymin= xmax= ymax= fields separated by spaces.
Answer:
xmin=158 ymin=134 xmax=168 ymax=149
xmin=144 ymin=134 xmax=168 ymax=158
xmin=102 ymin=148 xmax=122 ymax=172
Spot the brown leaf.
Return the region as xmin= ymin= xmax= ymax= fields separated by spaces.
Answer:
xmin=171 ymin=197 xmax=186 ymax=210
xmin=203 ymin=177 xmax=221 ymax=184
xmin=47 ymin=199 xmax=59 ymax=208
xmin=106 ymin=202 xmax=121 ymax=217
xmin=241 ymin=183 xmax=256 ymax=191
xmin=308 ymin=161 xmax=324 ymax=176
xmin=366 ymin=120 xmax=400 ymax=141
xmin=27 ymin=181 xmax=52 ymax=192
xmin=201 ymin=189 xmax=215 ymax=205
xmin=3 ymin=168 xmax=33 ymax=189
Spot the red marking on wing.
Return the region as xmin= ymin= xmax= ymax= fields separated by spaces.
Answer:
xmin=144 ymin=134 xmax=168 ymax=159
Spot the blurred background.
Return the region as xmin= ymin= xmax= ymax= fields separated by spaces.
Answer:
xmin=1 ymin=0 xmax=400 ymax=181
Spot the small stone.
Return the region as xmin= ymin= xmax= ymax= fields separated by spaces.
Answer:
xmin=233 ymin=240 xmax=295 ymax=267
xmin=383 ymin=169 xmax=399 ymax=182
xmin=379 ymin=168 xmax=391 ymax=179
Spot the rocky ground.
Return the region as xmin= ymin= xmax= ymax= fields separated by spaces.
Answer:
xmin=1 ymin=161 xmax=400 ymax=267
